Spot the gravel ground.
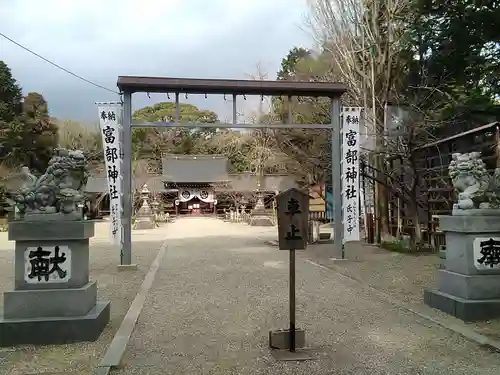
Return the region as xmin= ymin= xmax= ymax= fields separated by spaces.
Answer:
xmin=115 ymin=218 xmax=500 ymax=375
xmin=0 ymin=221 xmax=167 ymax=375
xmin=303 ymin=241 xmax=500 ymax=340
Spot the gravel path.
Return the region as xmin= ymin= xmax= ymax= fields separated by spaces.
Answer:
xmin=0 ymin=221 xmax=167 ymax=375
xmin=302 ymin=240 xmax=500 ymax=341
xmin=115 ymin=218 xmax=500 ymax=375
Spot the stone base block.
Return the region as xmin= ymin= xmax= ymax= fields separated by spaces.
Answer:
xmin=438 ymin=270 xmax=500 ymax=300
xmin=9 ymin=220 xmax=94 ymax=241
xmin=0 ymin=300 xmax=110 ymax=346
xmin=249 ymin=216 xmax=274 ymax=227
xmin=134 ymin=218 xmax=155 ymax=230
xmin=117 ymin=264 xmax=138 ymax=271
xmin=3 ymin=281 xmax=97 ymax=319
xmin=269 ymin=329 xmax=305 ymax=349
xmin=439 ymin=249 xmax=446 ymax=269
xmin=424 ymin=289 xmax=500 ymax=322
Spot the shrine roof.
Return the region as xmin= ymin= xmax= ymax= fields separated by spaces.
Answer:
xmin=117 ymin=76 xmax=347 ymax=97
xmin=220 ymin=174 xmax=298 ymax=192
xmin=162 ymin=154 xmax=229 ymax=183
xmin=85 ymin=173 xmax=165 ymax=193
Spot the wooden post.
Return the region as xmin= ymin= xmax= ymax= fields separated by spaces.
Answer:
xmin=289 ymin=248 xmax=296 ymax=352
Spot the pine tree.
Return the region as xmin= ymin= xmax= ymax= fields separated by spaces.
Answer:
xmin=19 ymin=92 xmax=59 ymax=174
xmin=0 ymin=61 xmax=24 ymax=164
xmin=0 ymin=61 xmax=23 ymax=122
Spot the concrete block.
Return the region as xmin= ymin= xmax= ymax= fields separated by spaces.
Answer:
xmin=269 ymin=329 xmax=305 ymax=349
xmin=438 ymin=215 xmax=500 ymax=233
xmin=134 ymin=219 xmax=155 ymax=229
xmin=14 ymin=239 xmax=90 ymax=290
xmin=117 ymin=264 xmax=138 ymax=271
xmin=0 ymin=300 xmax=110 ymax=346
xmin=249 ymin=216 xmax=274 ymax=227
xmin=424 ymin=289 xmax=500 ymax=322
xmin=444 ymin=232 xmax=476 ymax=275
xmin=3 ymin=281 xmax=97 ymax=319
xmin=438 ymin=270 xmax=500 ymax=300
xmin=8 ymin=220 xmax=95 ymax=241
xmin=443 ymin=232 xmax=500 ymax=276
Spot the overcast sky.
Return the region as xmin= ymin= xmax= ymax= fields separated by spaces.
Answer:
xmin=0 ymin=0 xmax=312 ymax=124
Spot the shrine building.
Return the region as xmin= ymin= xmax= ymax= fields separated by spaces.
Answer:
xmin=84 ymin=154 xmax=297 ymax=217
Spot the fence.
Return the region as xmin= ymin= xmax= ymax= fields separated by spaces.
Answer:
xmin=361 ymin=121 xmax=499 ymax=249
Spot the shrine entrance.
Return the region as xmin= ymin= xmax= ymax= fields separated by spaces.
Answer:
xmin=117 ymin=76 xmax=347 ymax=266
xmin=178 ymin=198 xmax=212 ymax=216
xmin=175 ymin=183 xmax=216 ymax=216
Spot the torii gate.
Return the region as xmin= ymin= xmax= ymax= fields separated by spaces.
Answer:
xmin=116 ymin=76 xmax=347 ymax=266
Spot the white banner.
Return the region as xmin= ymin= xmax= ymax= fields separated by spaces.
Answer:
xmin=342 ymin=108 xmax=362 ymax=243
xmin=178 ymin=189 xmax=215 ymax=203
xmin=98 ymin=104 xmax=123 ymax=245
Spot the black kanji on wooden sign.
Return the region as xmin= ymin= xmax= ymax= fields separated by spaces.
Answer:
xmin=276 ymin=188 xmax=309 ymax=250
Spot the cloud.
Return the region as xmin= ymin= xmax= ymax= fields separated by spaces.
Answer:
xmin=0 ymin=0 xmax=311 ymax=122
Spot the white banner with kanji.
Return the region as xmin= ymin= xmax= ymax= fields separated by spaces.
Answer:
xmin=97 ymin=103 xmax=123 ymax=245
xmin=341 ymin=107 xmax=362 ymax=243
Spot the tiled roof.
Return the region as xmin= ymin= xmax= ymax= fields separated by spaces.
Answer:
xmin=219 ymin=174 xmax=297 ymax=192
xmin=162 ymin=154 xmax=229 ymax=183
xmin=84 ymin=157 xmax=297 ymax=193
xmin=85 ymin=173 xmax=166 ymax=193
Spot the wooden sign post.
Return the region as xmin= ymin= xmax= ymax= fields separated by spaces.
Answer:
xmin=270 ymin=188 xmax=309 ymax=357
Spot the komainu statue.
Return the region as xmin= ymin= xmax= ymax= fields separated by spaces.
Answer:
xmin=8 ymin=148 xmax=89 ymax=219
xmin=449 ymin=152 xmax=500 ymax=212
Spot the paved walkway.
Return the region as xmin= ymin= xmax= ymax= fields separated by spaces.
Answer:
xmin=114 ymin=218 xmax=500 ymax=375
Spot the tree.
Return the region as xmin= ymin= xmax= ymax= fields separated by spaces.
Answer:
xmin=131 ymin=102 xmax=219 ymax=172
xmin=0 ymin=61 xmax=23 ymax=123
xmin=276 ymin=47 xmax=312 ymax=80
xmin=305 ymin=0 xmax=411 ymax=238
xmin=201 ymin=63 xmax=288 ymax=195
xmin=271 ymin=49 xmax=337 ymax=198
xmin=17 ymin=92 xmax=59 ymax=174
xmin=133 ymin=101 xmax=218 ymax=123
xmin=0 ymin=61 xmax=23 ymax=166
xmin=57 ymin=119 xmax=103 ymax=167
xmin=400 ymin=0 xmax=500 ymax=130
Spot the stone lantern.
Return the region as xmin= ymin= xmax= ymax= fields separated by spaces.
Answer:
xmin=249 ymin=174 xmax=274 ymax=226
xmin=134 ymin=184 xmax=155 ymax=229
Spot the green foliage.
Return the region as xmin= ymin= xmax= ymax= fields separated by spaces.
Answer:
xmin=271 ymin=47 xmax=333 ymax=190
xmin=0 ymin=64 xmax=59 ymax=174
xmin=0 ymin=61 xmax=22 ymax=123
xmin=0 ymin=184 xmax=10 ymax=217
xmin=133 ymin=101 xmax=218 ymax=123
xmin=380 ymin=239 xmax=434 ymax=254
xmin=400 ymin=0 xmax=500 ymax=127
xmin=131 ymin=102 xmax=220 ymax=170
xmin=276 ymin=47 xmax=311 ymax=80
xmin=0 ymin=61 xmax=23 ymax=164
xmin=18 ymin=92 xmax=59 ymax=174
xmin=0 ymin=62 xmax=62 ymax=215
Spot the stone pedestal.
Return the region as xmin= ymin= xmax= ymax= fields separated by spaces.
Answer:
xmin=249 ymin=197 xmax=274 ymax=227
xmin=134 ymin=185 xmax=156 ymax=230
xmin=424 ymin=215 xmax=500 ymax=322
xmin=0 ymin=220 xmax=110 ymax=346
xmin=269 ymin=329 xmax=306 ymax=349
xmin=134 ymin=201 xmax=155 ymax=230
